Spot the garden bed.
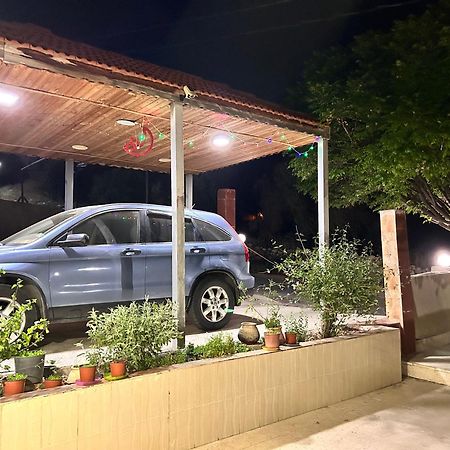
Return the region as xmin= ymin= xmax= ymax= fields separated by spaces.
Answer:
xmin=0 ymin=326 xmax=401 ymax=450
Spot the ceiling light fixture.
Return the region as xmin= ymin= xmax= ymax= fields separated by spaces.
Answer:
xmin=212 ymin=133 xmax=231 ymax=148
xmin=0 ymin=89 xmax=18 ymax=107
xmin=72 ymin=144 xmax=89 ymax=151
xmin=158 ymin=158 xmax=171 ymax=163
xmin=116 ymin=119 xmax=137 ymax=126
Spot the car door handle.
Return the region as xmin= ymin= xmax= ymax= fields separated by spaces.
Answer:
xmin=121 ymin=248 xmax=142 ymax=256
xmin=190 ymin=247 xmax=206 ymax=254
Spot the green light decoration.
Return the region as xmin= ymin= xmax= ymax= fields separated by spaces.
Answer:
xmin=158 ymin=132 xmax=165 ymax=140
xmin=138 ymin=133 xmax=146 ymax=142
xmin=188 ymin=141 xmax=194 ymax=147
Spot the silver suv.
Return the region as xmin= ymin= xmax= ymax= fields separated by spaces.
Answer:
xmin=0 ymin=204 xmax=254 ymax=331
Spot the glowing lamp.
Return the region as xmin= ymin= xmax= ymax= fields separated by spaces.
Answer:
xmin=0 ymin=90 xmax=18 ymax=107
xmin=436 ymin=251 xmax=450 ymax=268
xmin=212 ymin=134 xmax=231 ymax=148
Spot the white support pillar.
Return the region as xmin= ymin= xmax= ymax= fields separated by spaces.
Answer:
xmin=185 ymin=173 xmax=193 ymax=209
xmin=170 ymin=102 xmax=185 ymax=348
xmin=317 ymin=137 xmax=329 ymax=249
xmin=64 ymin=159 xmax=74 ymax=210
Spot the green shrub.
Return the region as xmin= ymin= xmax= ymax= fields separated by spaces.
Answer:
xmin=46 ymin=373 xmax=62 ymax=381
xmin=276 ymin=230 xmax=383 ymax=338
xmin=5 ymin=373 xmax=27 ymax=382
xmin=86 ymin=300 xmax=180 ymax=372
xmin=0 ymin=278 xmax=49 ymax=361
xmin=192 ymin=334 xmax=249 ymax=359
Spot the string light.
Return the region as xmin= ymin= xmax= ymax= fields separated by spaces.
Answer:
xmin=131 ymin=117 xmax=321 ymax=161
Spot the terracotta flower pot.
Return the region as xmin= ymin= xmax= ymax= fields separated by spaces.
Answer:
xmin=285 ymin=332 xmax=297 ymax=344
xmin=43 ymin=379 xmax=63 ymax=389
xmin=110 ymin=361 xmax=126 ymax=377
xmin=238 ymin=322 xmax=260 ymax=345
xmin=3 ymin=380 xmax=26 ymax=396
xmin=264 ymin=331 xmax=280 ymax=349
xmin=79 ymin=366 xmax=96 ymax=382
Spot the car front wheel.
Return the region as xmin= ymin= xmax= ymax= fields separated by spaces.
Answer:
xmin=190 ymin=278 xmax=235 ymax=331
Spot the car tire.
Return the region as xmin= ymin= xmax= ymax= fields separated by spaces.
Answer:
xmin=0 ymin=283 xmax=40 ymax=334
xmin=190 ymin=277 xmax=235 ymax=331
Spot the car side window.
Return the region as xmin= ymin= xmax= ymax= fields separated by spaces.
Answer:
xmin=146 ymin=213 xmax=198 ymax=242
xmin=193 ymin=219 xmax=231 ymax=242
xmin=72 ymin=211 xmax=140 ymax=245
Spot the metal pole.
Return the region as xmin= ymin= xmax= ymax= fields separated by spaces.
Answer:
xmin=185 ymin=174 xmax=193 ymax=209
xmin=145 ymin=171 xmax=149 ymax=203
xmin=65 ymin=159 xmax=74 ymax=210
xmin=170 ymin=102 xmax=185 ymax=348
xmin=317 ymin=137 xmax=329 ymax=249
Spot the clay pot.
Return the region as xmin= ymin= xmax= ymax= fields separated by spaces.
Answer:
xmin=3 ymin=380 xmax=26 ymax=397
xmin=14 ymin=354 xmax=45 ymax=384
xmin=43 ymin=379 xmax=63 ymax=389
xmin=79 ymin=366 xmax=96 ymax=382
xmin=238 ymin=322 xmax=260 ymax=345
xmin=285 ymin=332 xmax=297 ymax=344
xmin=264 ymin=331 xmax=280 ymax=349
xmin=110 ymin=361 xmax=126 ymax=377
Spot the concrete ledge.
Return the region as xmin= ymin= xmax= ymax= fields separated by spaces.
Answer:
xmin=0 ymin=327 xmax=401 ymax=450
xmin=403 ymin=361 xmax=450 ymax=386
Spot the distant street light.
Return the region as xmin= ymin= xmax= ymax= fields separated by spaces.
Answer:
xmin=436 ymin=251 xmax=450 ymax=268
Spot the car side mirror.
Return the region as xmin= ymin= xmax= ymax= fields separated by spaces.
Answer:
xmin=56 ymin=233 xmax=89 ymax=247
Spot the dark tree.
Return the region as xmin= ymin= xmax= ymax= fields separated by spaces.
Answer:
xmin=289 ymin=0 xmax=450 ymax=231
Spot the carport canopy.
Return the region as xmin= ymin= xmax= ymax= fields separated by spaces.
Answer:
xmin=0 ymin=22 xmax=330 ymax=346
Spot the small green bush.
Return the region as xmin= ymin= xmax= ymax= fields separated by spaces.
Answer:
xmin=46 ymin=373 xmax=62 ymax=381
xmin=5 ymin=373 xmax=27 ymax=381
xmin=0 ymin=278 xmax=49 ymax=361
xmin=277 ymin=230 xmax=383 ymax=338
xmin=86 ymin=300 xmax=180 ymax=372
xmin=192 ymin=334 xmax=249 ymax=359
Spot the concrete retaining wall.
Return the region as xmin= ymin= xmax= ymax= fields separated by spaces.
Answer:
xmin=0 ymin=327 xmax=401 ymax=450
xmin=411 ymin=272 xmax=450 ymax=350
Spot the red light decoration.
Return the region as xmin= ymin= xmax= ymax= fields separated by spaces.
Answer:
xmin=123 ymin=126 xmax=154 ymax=157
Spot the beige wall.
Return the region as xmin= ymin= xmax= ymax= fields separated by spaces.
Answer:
xmin=0 ymin=328 xmax=401 ymax=450
xmin=412 ymin=272 xmax=450 ymax=342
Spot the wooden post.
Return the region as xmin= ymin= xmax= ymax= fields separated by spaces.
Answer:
xmin=170 ymin=102 xmax=185 ymax=348
xmin=64 ymin=159 xmax=74 ymax=210
xmin=380 ymin=210 xmax=416 ymax=355
xmin=185 ymin=174 xmax=193 ymax=209
xmin=317 ymin=137 xmax=329 ymax=249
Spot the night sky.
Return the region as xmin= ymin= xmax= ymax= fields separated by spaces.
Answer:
xmin=0 ymin=0 xmax=447 ymax=266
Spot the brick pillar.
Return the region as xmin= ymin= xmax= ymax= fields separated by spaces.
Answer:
xmin=217 ymin=188 xmax=236 ymax=229
xmin=380 ymin=210 xmax=416 ymax=356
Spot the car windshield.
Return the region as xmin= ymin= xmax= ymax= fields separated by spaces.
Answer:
xmin=1 ymin=207 xmax=94 ymax=246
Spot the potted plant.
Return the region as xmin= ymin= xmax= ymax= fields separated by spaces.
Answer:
xmin=43 ymin=373 xmax=63 ymax=389
xmin=14 ymin=349 xmax=47 ymax=384
xmin=284 ymin=314 xmax=309 ymax=344
xmin=109 ymin=359 xmax=127 ymax=378
xmin=2 ymin=373 xmax=27 ymax=396
xmin=263 ymin=305 xmax=282 ymax=350
xmin=85 ymin=301 xmax=179 ymax=374
xmin=74 ymin=342 xmax=98 ymax=383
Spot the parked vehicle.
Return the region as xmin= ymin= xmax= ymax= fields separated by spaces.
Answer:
xmin=0 ymin=204 xmax=254 ymax=331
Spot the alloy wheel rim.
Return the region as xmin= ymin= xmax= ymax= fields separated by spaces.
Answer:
xmin=0 ymin=297 xmax=26 ymax=340
xmin=200 ymin=286 xmax=229 ymax=323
